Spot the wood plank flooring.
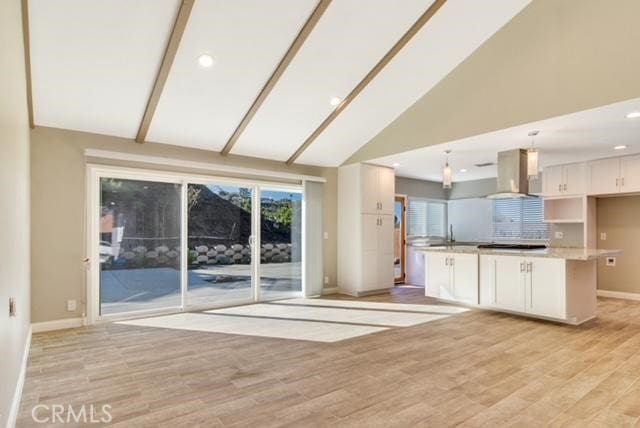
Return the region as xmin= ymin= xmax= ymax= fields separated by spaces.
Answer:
xmin=17 ymin=287 xmax=640 ymax=427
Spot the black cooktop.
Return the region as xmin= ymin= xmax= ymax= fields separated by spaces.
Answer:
xmin=477 ymin=243 xmax=547 ymax=250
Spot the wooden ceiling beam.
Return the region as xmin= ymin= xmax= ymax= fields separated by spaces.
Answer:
xmin=136 ymin=0 xmax=195 ymax=143
xmin=220 ymin=0 xmax=332 ymax=156
xmin=21 ymin=0 xmax=35 ymax=129
xmin=285 ymin=0 xmax=447 ymax=165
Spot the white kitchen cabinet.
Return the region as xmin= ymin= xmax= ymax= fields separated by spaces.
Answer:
xmin=425 ymin=252 xmax=478 ymax=305
xmin=527 ymin=258 xmax=566 ymax=319
xmin=543 ymin=165 xmax=564 ymax=197
xmin=620 ymin=154 xmax=640 ymax=193
xmin=493 ymin=255 xmax=526 ymax=312
xmin=587 ymin=158 xmax=620 ymax=195
xmin=425 ymin=252 xmax=450 ymax=298
xmin=480 ymin=255 xmax=567 ymax=320
xmin=451 ymin=253 xmax=479 ymax=304
xmin=543 ymin=163 xmax=586 ymax=197
xmin=338 ymin=163 xmax=395 ymax=296
xmin=587 ymin=154 xmax=640 ymax=195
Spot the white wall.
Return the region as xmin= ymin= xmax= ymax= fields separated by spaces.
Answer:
xmin=0 ymin=0 xmax=31 ymax=426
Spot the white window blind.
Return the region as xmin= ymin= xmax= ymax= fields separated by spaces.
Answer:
xmin=408 ymin=199 xmax=446 ymax=238
xmin=492 ymin=197 xmax=548 ymax=240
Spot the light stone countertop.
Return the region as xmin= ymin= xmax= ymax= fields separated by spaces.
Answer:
xmin=414 ymin=245 xmax=622 ymax=261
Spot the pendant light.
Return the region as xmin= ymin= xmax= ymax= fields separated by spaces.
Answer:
xmin=442 ymin=150 xmax=452 ymax=189
xmin=527 ymin=130 xmax=540 ymax=179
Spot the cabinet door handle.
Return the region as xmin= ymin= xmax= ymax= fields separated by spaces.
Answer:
xmin=563 ymin=183 xmax=567 ymax=191
xmin=622 ymin=177 xmax=625 ymax=187
xmin=445 ymin=257 xmax=449 ymax=266
xmin=558 ymin=184 xmax=562 ymax=192
xmin=616 ymin=178 xmax=619 ymax=188
xmin=520 ymin=262 xmax=525 ymax=272
xmin=526 ymin=262 xmax=532 ymax=272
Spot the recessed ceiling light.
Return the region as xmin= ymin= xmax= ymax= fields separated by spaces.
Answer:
xmin=626 ymin=111 xmax=640 ymax=119
xmin=330 ymin=97 xmax=342 ymax=107
xmin=614 ymin=145 xmax=627 ymax=150
xmin=198 ymin=54 xmax=214 ymax=68
xmin=459 ymin=169 xmax=467 ymax=173
xmin=392 ymin=162 xmax=400 ymax=167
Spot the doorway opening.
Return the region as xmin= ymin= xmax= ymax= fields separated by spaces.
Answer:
xmin=394 ymin=195 xmax=407 ymax=284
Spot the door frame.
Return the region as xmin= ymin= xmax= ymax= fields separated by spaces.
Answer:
xmin=85 ymin=164 xmax=305 ymax=324
xmin=394 ymin=194 xmax=407 ymax=284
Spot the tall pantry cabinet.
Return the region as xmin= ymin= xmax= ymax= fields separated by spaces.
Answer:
xmin=338 ymin=163 xmax=395 ymax=296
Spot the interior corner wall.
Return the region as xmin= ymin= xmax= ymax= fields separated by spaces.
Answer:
xmin=30 ymin=127 xmax=338 ymax=324
xmin=0 ymin=0 xmax=32 ymax=425
xmin=395 ymin=176 xmax=447 ymax=200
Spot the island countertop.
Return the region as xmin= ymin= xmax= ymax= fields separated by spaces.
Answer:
xmin=414 ymin=245 xmax=621 ymax=261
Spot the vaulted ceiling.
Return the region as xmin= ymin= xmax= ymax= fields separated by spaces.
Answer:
xmin=28 ymin=0 xmax=531 ymax=166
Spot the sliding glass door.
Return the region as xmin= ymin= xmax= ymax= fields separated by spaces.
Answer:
xmin=186 ymin=183 xmax=254 ymax=307
xmin=99 ymin=177 xmax=182 ymax=315
xmin=259 ymin=188 xmax=303 ymax=301
xmin=92 ymin=168 xmax=304 ymax=321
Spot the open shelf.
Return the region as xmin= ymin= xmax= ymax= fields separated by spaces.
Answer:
xmin=543 ymin=196 xmax=585 ymax=223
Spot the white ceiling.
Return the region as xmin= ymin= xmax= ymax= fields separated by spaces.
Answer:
xmin=231 ymin=0 xmax=435 ymax=161
xmin=297 ymin=0 xmax=531 ymax=166
xmin=29 ymin=0 xmax=180 ymax=138
xmin=146 ymin=0 xmax=318 ymax=150
xmin=29 ymin=0 xmax=531 ymax=165
xmin=371 ymin=97 xmax=640 ymax=183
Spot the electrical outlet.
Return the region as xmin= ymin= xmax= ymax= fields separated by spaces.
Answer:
xmin=606 ymin=257 xmax=616 ymax=267
xmin=324 ymin=276 xmax=329 ymax=285
xmin=67 ymin=299 xmax=77 ymax=312
xmin=555 ymin=231 xmax=564 ymax=239
xmin=600 ymin=232 xmax=607 ymax=241
xmin=323 ymin=232 xmax=329 ymax=240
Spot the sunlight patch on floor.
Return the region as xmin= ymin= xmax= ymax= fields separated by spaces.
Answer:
xmin=118 ymin=312 xmax=387 ymax=343
xmin=118 ymin=298 xmax=467 ymax=343
xmin=278 ymin=298 xmax=469 ymax=314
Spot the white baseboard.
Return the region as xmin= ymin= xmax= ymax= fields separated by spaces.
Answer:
xmin=321 ymin=287 xmax=339 ymax=295
xmin=597 ymin=290 xmax=640 ymax=301
xmin=7 ymin=326 xmax=31 ymax=428
xmin=32 ymin=317 xmax=84 ymax=333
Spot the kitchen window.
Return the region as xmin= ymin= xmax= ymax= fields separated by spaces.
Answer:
xmin=407 ymin=198 xmax=446 ymax=238
xmin=491 ymin=197 xmax=548 ymax=241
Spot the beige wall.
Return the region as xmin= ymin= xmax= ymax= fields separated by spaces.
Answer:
xmin=31 ymin=127 xmax=337 ymax=323
xmin=596 ymin=196 xmax=640 ymax=294
xmin=347 ymin=0 xmax=640 ymax=164
xmin=0 ymin=0 xmax=31 ymax=425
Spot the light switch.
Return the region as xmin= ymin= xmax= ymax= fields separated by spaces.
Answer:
xmin=323 ymin=232 xmax=329 ymax=240
xmin=67 ymin=300 xmax=77 ymax=312
xmin=555 ymin=231 xmax=564 ymax=239
xmin=606 ymin=257 xmax=616 ymax=267
xmin=600 ymin=232 xmax=607 ymax=241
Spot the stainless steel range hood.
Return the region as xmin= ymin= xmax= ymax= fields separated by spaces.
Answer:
xmin=486 ymin=149 xmax=534 ymax=199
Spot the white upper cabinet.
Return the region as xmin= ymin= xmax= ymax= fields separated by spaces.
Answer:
xmin=587 ymin=154 xmax=640 ymax=195
xmin=360 ymin=164 xmax=380 ymax=214
xmin=563 ymin=163 xmax=587 ymax=196
xmin=587 ymin=158 xmax=620 ymax=195
xmin=620 ymin=155 xmax=640 ymax=193
xmin=542 ymin=163 xmax=586 ymax=197
xmin=377 ymin=167 xmax=395 ymax=215
xmin=543 ymin=165 xmax=564 ymax=197
xmin=360 ymin=164 xmax=394 ymax=215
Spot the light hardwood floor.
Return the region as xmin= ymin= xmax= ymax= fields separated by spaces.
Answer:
xmin=17 ymin=287 xmax=640 ymax=427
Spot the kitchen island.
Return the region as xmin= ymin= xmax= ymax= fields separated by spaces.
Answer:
xmin=417 ymin=246 xmax=621 ymax=325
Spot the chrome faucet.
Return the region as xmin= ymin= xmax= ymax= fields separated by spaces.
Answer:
xmin=449 ymin=224 xmax=455 ymax=244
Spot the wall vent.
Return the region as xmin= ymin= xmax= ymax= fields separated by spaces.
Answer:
xmin=474 ymin=162 xmax=495 ymax=168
